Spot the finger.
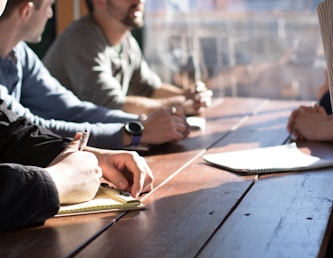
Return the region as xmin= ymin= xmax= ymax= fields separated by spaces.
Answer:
xmin=61 ymin=132 xmax=83 ymax=154
xmin=131 ymin=156 xmax=154 ymax=197
xmin=193 ymin=91 xmax=213 ymax=101
xmin=141 ymin=157 xmax=154 ymax=192
xmin=73 ymin=132 xmax=82 ymax=141
xmin=194 ymin=93 xmax=212 ymax=109
xmin=104 ymin=168 xmax=130 ymax=192
xmin=287 ymin=116 xmax=294 ymax=132
xmin=194 ymin=81 xmax=207 ymax=93
xmin=198 ymin=99 xmax=212 ymax=109
xmin=195 ymin=89 xmax=213 ymax=99
xmin=170 ymin=106 xmax=177 ymax=115
xmin=182 ymin=124 xmax=191 ymax=138
xmin=292 ymin=121 xmax=305 ymax=140
xmin=299 ymin=105 xmax=312 ymax=113
xmin=96 ymin=166 xmax=103 ymax=179
xmin=103 ymin=154 xmax=149 ymax=198
xmin=169 ymin=105 xmax=185 ymax=116
xmin=314 ymin=104 xmax=328 ymax=115
xmin=178 ymin=122 xmax=190 ymax=139
xmin=173 ymin=116 xmax=189 ymax=132
xmin=287 ymin=109 xmax=299 ymax=132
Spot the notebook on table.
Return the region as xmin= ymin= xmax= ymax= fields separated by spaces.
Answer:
xmin=56 ymin=183 xmax=146 ymax=216
xmin=203 ymin=143 xmax=333 ymax=175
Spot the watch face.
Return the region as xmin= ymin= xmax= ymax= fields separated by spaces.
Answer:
xmin=125 ymin=121 xmax=144 ymax=136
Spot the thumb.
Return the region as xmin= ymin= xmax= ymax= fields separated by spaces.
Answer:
xmin=47 ymin=132 xmax=82 ymax=167
xmin=63 ymin=132 xmax=83 ymax=153
xmin=314 ymin=104 xmax=328 ymax=116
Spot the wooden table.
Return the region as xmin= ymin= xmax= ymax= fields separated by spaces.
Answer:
xmin=1 ymin=97 xmax=333 ymax=258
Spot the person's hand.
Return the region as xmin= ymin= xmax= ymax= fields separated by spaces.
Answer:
xmin=140 ymin=107 xmax=190 ymax=145
xmin=86 ymin=148 xmax=154 ymax=198
xmin=287 ymin=104 xmax=333 ymax=141
xmin=46 ymin=132 xmax=102 ymax=204
xmin=287 ymin=106 xmax=302 ymax=136
xmin=183 ymin=81 xmax=213 ymax=115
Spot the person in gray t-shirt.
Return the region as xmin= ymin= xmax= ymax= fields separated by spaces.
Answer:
xmin=44 ymin=0 xmax=212 ymax=116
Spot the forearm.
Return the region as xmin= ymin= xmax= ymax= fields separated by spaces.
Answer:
xmin=0 ymin=164 xmax=59 ymax=231
xmin=121 ymin=95 xmax=161 ymax=115
xmin=151 ymin=83 xmax=183 ymax=98
xmin=122 ymin=95 xmax=185 ymax=115
xmin=0 ymin=101 xmax=71 ymax=166
xmin=0 ymin=97 xmax=132 ymax=150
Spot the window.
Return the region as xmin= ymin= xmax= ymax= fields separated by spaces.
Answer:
xmin=144 ymin=0 xmax=325 ymax=100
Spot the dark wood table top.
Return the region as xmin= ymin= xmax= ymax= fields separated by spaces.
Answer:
xmin=1 ymin=97 xmax=332 ymax=258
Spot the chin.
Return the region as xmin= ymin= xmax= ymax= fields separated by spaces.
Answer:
xmin=124 ymin=16 xmax=144 ymax=29
xmin=26 ymin=37 xmax=42 ymax=44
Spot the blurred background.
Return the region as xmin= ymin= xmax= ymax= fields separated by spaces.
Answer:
xmin=144 ymin=0 xmax=325 ymax=101
xmin=33 ymin=0 xmax=326 ymax=101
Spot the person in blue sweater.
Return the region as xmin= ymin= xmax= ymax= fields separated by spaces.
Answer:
xmin=0 ymin=0 xmax=190 ymax=150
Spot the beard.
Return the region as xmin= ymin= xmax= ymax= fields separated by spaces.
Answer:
xmin=106 ymin=0 xmax=144 ymax=29
xmin=122 ymin=9 xmax=144 ymax=29
xmin=122 ymin=15 xmax=144 ymax=29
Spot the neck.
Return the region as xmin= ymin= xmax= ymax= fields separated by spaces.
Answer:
xmin=92 ymin=13 xmax=128 ymax=45
xmin=0 ymin=21 xmax=21 ymax=58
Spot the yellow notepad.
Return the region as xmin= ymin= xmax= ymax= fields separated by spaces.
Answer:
xmin=56 ymin=183 xmax=146 ymax=216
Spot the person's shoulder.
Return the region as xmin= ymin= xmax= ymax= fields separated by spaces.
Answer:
xmin=14 ymin=41 xmax=37 ymax=59
xmin=47 ymin=15 xmax=101 ymax=56
xmin=68 ymin=15 xmax=96 ymax=30
xmin=59 ymin=15 xmax=99 ymax=40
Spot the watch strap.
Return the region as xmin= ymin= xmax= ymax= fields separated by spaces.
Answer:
xmin=131 ymin=135 xmax=141 ymax=146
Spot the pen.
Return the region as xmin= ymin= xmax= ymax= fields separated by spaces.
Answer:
xmin=78 ymin=130 xmax=90 ymax=151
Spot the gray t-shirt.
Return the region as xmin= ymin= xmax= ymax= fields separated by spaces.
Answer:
xmin=44 ymin=15 xmax=162 ymax=110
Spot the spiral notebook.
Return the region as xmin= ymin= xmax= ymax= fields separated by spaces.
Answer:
xmin=56 ymin=183 xmax=146 ymax=216
xmin=203 ymin=143 xmax=333 ymax=174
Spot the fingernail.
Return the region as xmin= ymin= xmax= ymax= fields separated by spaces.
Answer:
xmin=134 ymin=191 xmax=140 ymax=198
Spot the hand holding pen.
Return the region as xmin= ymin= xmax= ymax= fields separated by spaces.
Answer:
xmin=46 ymin=131 xmax=102 ymax=204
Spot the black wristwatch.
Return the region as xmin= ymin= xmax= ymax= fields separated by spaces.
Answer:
xmin=124 ymin=121 xmax=144 ymax=146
